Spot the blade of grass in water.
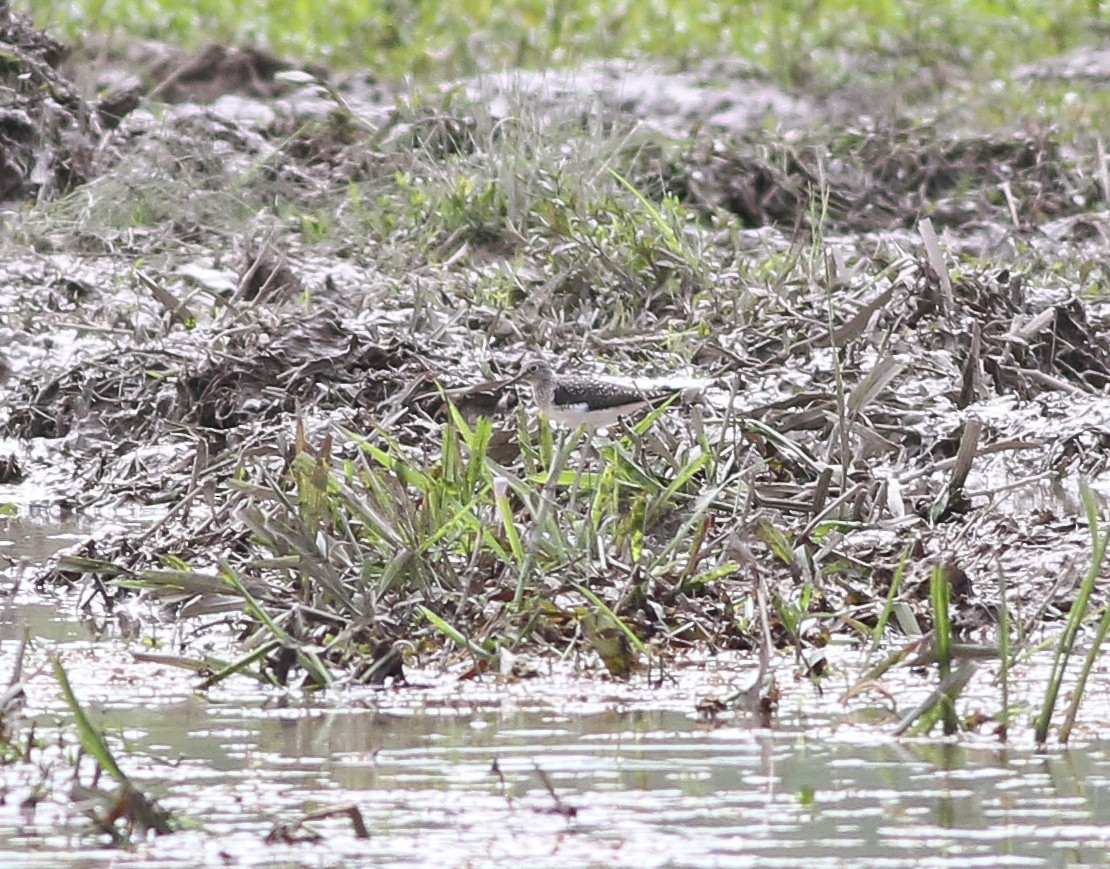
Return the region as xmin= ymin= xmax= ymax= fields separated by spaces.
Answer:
xmin=894 ymin=662 xmax=978 ymax=737
xmin=997 ymin=558 xmax=1011 ymax=743
xmin=1060 ymin=602 xmax=1110 ymax=743
xmin=573 ymin=582 xmax=647 ymax=654
xmin=1044 ymin=485 xmax=1110 ymax=743
xmin=52 ymin=655 xmax=127 ymax=784
xmin=1034 ymin=484 xmax=1110 ymax=745
xmin=53 ymin=655 xmax=175 ymax=835
xmin=419 ymin=604 xmax=497 ymax=663
xmin=221 ymin=561 xmax=334 ymax=688
xmin=871 ymin=544 xmax=910 ymax=650
xmin=199 ymin=639 xmax=283 ymax=689
xmin=929 ymin=563 xmax=958 ymax=735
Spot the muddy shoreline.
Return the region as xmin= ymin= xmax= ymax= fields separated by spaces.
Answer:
xmin=1 ymin=11 xmax=1109 ymax=721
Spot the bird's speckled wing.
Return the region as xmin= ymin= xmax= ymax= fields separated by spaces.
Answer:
xmin=552 ymin=377 xmax=663 ymax=411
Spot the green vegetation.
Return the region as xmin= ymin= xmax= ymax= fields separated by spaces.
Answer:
xmin=53 ymin=657 xmax=175 ymax=839
xmin=25 ymin=81 xmax=1110 ymax=736
xmin=1034 ymin=486 xmax=1110 ymax=746
xmin=19 ymin=0 xmax=1106 ymax=82
xmin=114 ymin=405 xmax=743 ymax=686
xmin=6 ymin=0 xmax=1110 ymax=747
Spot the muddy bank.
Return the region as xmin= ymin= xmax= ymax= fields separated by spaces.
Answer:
xmin=0 ymin=10 xmax=1108 ymax=713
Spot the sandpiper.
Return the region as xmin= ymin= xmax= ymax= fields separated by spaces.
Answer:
xmin=514 ymin=359 xmax=675 ymax=428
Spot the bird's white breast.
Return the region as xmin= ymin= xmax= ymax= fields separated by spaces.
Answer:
xmin=547 ymin=401 xmax=642 ymax=428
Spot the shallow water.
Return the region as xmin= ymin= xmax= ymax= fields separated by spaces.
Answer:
xmin=2 ymin=600 xmax=1110 ymax=868
xmin=5 ymin=692 xmax=1110 ymax=868
xmin=2 ymin=521 xmax=1110 ymax=868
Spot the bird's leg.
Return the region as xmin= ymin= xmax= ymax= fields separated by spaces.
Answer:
xmin=563 ymin=424 xmax=592 ymax=517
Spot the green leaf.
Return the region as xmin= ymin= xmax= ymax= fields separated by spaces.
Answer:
xmin=419 ymin=605 xmax=496 ymax=663
xmin=572 ymin=583 xmax=646 ymax=654
xmin=52 ymin=655 xmax=127 ymax=784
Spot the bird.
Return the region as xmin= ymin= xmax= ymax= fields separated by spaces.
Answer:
xmin=513 ymin=359 xmax=676 ymax=428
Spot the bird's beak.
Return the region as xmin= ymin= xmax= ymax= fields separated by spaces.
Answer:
xmin=496 ymin=358 xmax=532 ymax=388
xmin=464 ymin=367 xmax=524 ymax=394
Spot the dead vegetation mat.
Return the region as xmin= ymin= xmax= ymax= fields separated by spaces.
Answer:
xmin=0 ymin=6 xmax=141 ymax=203
xmin=23 ymin=253 xmax=1110 ymax=687
xmin=5 ymin=309 xmax=419 ymax=440
xmin=660 ymin=123 xmax=1099 ymax=232
xmin=4 ymin=32 xmax=1109 ymax=687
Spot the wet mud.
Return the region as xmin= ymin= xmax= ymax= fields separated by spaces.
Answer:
xmin=0 ymin=11 xmax=1108 ymax=711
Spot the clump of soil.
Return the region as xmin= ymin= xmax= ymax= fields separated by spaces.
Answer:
xmin=0 ymin=6 xmax=131 ymax=200
xmin=664 ymin=124 xmax=1098 ymax=232
xmin=4 ymin=308 xmax=419 ymax=440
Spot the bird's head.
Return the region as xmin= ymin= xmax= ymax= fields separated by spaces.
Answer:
xmin=517 ymin=359 xmax=554 ymax=385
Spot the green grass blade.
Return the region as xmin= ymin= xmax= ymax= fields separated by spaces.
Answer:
xmin=199 ymin=639 xmax=283 ymax=689
xmin=419 ymin=605 xmax=496 ymax=662
xmin=929 ymin=563 xmax=958 ymax=735
xmin=997 ymin=557 xmax=1011 ymax=743
xmin=871 ymin=545 xmax=909 ymax=649
xmin=1034 ymin=483 xmax=1109 ymax=745
xmin=52 ymin=655 xmax=128 ymax=784
xmin=494 ymin=479 xmax=524 ymax=563
xmin=572 ymin=582 xmax=647 ymax=654
xmin=221 ymin=561 xmax=333 ymax=687
xmin=606 ymin=168 xmax=688 ymax=260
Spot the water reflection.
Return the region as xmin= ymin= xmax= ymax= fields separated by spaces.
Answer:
xmin=1 ymin=684 xmax=1107 ymax=868
xmin=1 ymin=529 xmax=1109 ymax=867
